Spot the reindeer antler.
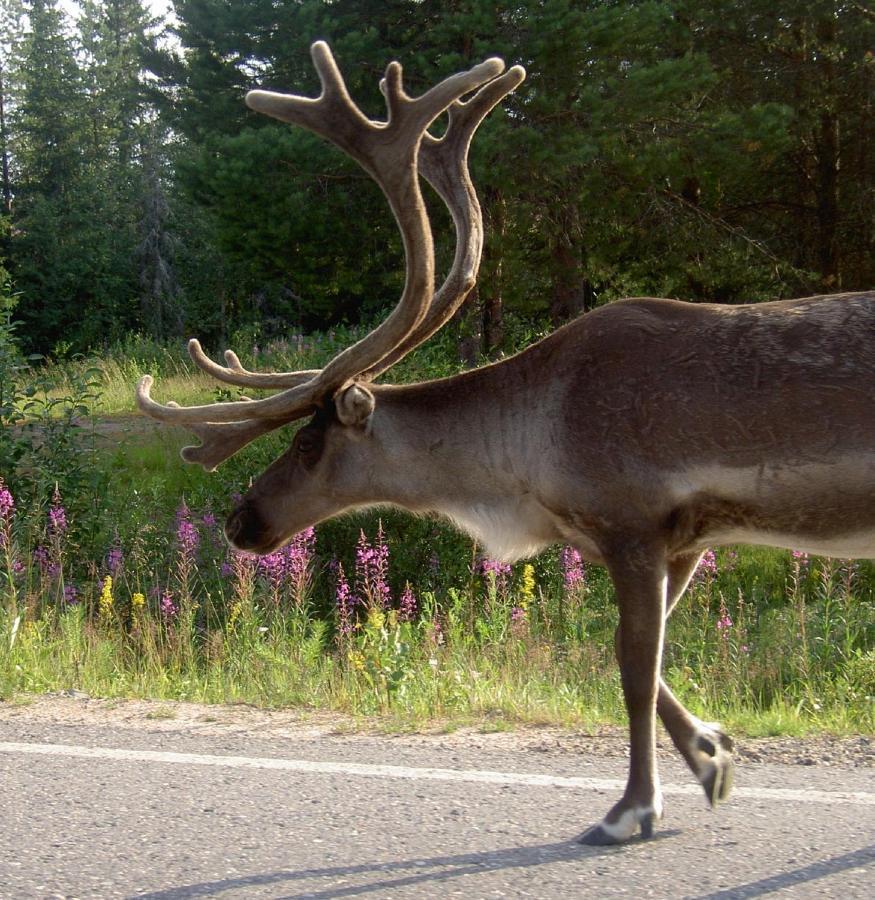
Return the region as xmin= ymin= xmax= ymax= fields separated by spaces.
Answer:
xmin=136 ymin=42 xmax=525 ymax=469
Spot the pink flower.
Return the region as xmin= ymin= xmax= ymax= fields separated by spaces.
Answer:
xmin=0 ymin=477 xmax=13 ymax=549
xmin=106 ymin=540 xmax=124 ymax=575
xmin=399 ymin=583 xmax=417 ymax=622
xmin=479 ymin=557 xmax=512 ymax=578
xmin=257 ymin=527 xmax=315 ymax=602
xmin=0 ymin=478 xmax=16 ymax=520
xmin=334 ymin=561 xmax=355 ymax=636
xmin=355 ymin=524 xmax=390 ymax=608
xmin=48 ymin=486 xmax=67 ymax=535
xmin=560 ymin=546 xmax=585 ymax=589
xmin=160 ymin=590 xmax=178 ymax=621
xmin=696 ymin=549 xmax=718 ymax=579
xmin=175 ymin=501 xmax=199 ymax=557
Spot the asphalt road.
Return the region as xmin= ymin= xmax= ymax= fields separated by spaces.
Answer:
xmin=1 ymin=713 xmax=873 ymax=899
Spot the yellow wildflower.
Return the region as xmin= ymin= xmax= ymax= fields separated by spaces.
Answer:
xmin=367 ymin=607 xmax=385 ymax=630
xmin=347 ymin=649 xmax=366 ymax=671
xmin=228 ymin=601 xmax=242 ymax=627
xmin=131 ymin=592 xmax=145 ymax=610
xmin=99 ymin=576 xmax=114 ymax=619
xmin=520 ymin=564 xmax=536 ymax=610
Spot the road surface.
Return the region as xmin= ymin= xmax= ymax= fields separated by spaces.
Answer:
xmin=0 ymin=698 xmax=872 ymax=898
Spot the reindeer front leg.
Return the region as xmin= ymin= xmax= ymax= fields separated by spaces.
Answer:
xmin=579 ymin=543 xmax=667 ymax=845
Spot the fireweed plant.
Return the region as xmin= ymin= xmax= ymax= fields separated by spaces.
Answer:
xmin=0 ymin=339 xmax=873 ymax=729
xmin=0 ymin=465 xmax=871 ymax=729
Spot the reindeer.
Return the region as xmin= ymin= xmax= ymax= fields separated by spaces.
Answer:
xmin=137 ymin=43 xmax=875 ymax=845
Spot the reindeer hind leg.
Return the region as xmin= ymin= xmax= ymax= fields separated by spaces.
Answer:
xmin=658 ymin=551 xmax=735 ymax=807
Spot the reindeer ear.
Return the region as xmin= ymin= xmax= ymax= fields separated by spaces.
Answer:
xmin=335 ymin=383 xmax=375 ymax=427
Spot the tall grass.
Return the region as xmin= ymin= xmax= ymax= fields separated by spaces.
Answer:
xmin=1 ymin=475 xmax=872 ymax=731
xmin=0 ymin=332 xmax=873 ymax=733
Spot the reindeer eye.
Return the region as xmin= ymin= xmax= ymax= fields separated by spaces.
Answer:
xmin=295 ymin=430 xmax=320 ymax=457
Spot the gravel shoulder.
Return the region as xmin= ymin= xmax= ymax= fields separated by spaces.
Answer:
xmin=1 ymin=692 xmax=871 ymax=768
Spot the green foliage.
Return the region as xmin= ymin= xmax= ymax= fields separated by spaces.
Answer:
xmin=1 ymin=325 xmax=872 ymax=731
xmin=0 ymin=245 xmax=31 ymax=474
xmin=2 ymin=1 xmax=874 ymax=354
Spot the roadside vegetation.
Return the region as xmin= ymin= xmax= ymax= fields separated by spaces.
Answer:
xmin=1 ymin=334 xmax=872 ymax=735
xmin=0 ymin=2 xmax=873 ymax=735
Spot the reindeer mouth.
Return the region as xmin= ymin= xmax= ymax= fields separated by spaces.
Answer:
xmin=224 ymin=503 xmax=281 ymax=555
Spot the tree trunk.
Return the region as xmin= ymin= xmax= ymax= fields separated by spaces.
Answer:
xmin=815 ymin=12 xmax=841 ymax=290
xmin=549 ymin=241 xmax=583 ymax=325
xmin=0 ymin=59 xmax=12 ymax=216
xmin=481 ymin=191 xmax=505 ymax=355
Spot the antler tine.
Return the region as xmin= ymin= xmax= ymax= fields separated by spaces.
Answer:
xmin=238 ymin=44 xmax=512 ymax=397
xmin=246 ymin=42 xmax=374 ymax=163
xmin=137 ymin=45 xmax=519 ymax=467
xmin=188 ymin=339 xmax=318 ymax=390
xmin=180 ymin=418 xmax=296 ymax=472
xmin=363 ymin=65 xmax=526 ymax=379
xmin=381 ymin=54 xmax=506 ymax=148
xmin=137 ymin=373 xmax=319 ymax=424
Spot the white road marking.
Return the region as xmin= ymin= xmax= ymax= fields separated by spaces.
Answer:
xmin=1 ymin=741 xmax=873 ymax=806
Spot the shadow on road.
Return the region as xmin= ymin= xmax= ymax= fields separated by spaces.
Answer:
xmin=131 ymin=832 xmax=679 ymax=899
xmin=690 ymin=844 xmax=875 ymax=899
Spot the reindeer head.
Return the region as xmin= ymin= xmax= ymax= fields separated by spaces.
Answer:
xmin=136 ymin=43 xmax=525 ymax=553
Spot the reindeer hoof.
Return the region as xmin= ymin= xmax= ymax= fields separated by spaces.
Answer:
xmin=577 ymin=824 xmax=624 ymax=846
xmin=577 ymin=810 xmax=658 ymax=845
xmin=697 ymin=729 xmax=735 ymax=806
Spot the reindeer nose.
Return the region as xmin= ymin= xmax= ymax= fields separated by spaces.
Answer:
xmin=224 ymin=502 xmax=268 ymax=551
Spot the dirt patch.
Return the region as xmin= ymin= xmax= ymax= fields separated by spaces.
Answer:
xmin=1 ymin=693 xmax=871 ymax=768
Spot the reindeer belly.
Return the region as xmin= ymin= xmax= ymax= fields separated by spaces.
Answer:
xmin=667 ymin=456 xmax=875 ymax=559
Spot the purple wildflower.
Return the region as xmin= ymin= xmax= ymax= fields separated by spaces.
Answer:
xmin=399 ymin=583 xmax=417 ymax=622
xmin=716 ymin=595 xmax=732 ymax=639
xmin=106 ymin=540 xmax=124 ymax=575
xmin=48 ymin=486 xmax=67 ymax=535
xmin=334 ymin=561 xmax=355 ymax=636
xmin=287 ymin=527 xmax=315 ymax=579
xmin=160 ymin=590 xmax=178 ymax=621
xmin=510 ymin=605 xmax=527 ymax=624
xmin=258 ymin=549 xmax=285 ymax=588
xmin=257 ymin=527 xmax=315 ymax=603
xmin=63 ymin=583 xmax=79 ymax=605
xmin=479 ymin=557 xmax=512 ymax=578
xmin=0 ymin=477 xmax=13 ymax=549
xmin=32 ymin=544 xmax=50 ymax=572
xmin=0 ymin=477 xmax=15 ymax=519
xmin=696 ymin=549 xmax=718 ymax=580
xmin=202 ymin=511 xmax=217 ymax=529
xmin=478 ymin=557 xmax=512 ymax=599
xmin=175 ymin=501 xmax=199 ymax=557
xmin=355 ymin=524 xmax=390 ymax=608
xmin=560 ymin=546 xmax=585 ymax=590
